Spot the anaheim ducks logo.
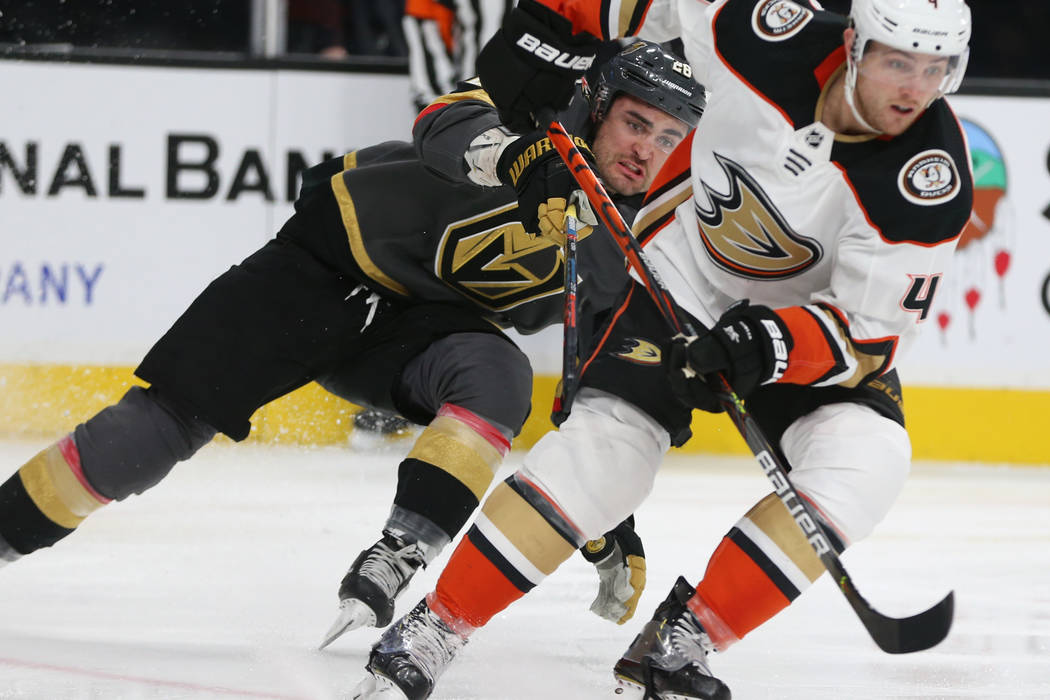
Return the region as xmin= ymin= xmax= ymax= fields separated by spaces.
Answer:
xmin=612 ymin=337 xmax=663 ymax=365
xmin=436 ymin=202 xmax=592 ymax=310
xmin=897 ymin=149 xmax=961 ymax=206
xmin=752 ymin=0 xmax=814 ymax=42
xmin=695 ymin=154 xmax=822 ymax=278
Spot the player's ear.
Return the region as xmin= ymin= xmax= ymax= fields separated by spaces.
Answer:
xmin=843 ymin=27 xmax=855 ymax=52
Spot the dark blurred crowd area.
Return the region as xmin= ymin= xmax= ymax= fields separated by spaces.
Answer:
xmin=0 ymin=0 xmax=408 ymax=57
xmin=0 ymin=0 xmax=1047 ymax=80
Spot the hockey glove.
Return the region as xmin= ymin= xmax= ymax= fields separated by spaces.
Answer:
xmin=498 ymin=130 xmax=597 ymax=239
xmin=581 ymin=517 xmax=646 ymax=625
xmin=477 ymin=0 xmax=601 ymax=131
xmin=669 ymin=302 xmax=792 ymax=413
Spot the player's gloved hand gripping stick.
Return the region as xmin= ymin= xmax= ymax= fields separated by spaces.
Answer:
xmin=537 ymin=109 xmax=954 ymax=655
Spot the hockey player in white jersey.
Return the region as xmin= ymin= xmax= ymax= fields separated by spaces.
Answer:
xmin=352 ymin=0 xmax=974 ymax=698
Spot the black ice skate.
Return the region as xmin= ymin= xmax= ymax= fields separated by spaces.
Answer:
xmin=352 ymin=598 xmax=468 ymax=700
xmin=350 ymin=409 xmax=417 ymax=451
xmin=319 ymin=533 xmax=428 ymax=649
xmin=0 ymin=534 xmax=21 ymax=568
xmin=613 ymin=576 xmax=731 ymax=700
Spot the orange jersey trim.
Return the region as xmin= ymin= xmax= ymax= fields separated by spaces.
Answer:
xmin=776 ymin=305 xmax=841 ymax=385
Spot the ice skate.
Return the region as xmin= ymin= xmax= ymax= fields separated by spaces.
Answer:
xmin=0 ymin=536 xmax=20 ymax=569
xmin=350 ymin=409 xmax=417 ymax=451
xmin=613 ymin=577 xmax=731 ymax=700
xmin=319 ymin=533 xmax=427 ymax=649
xmin=351 ymin=598 xmax=468 ymax=700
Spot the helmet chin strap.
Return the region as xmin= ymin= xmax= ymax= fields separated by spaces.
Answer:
xmin=843 ymin=58 xmax=882 ymax=135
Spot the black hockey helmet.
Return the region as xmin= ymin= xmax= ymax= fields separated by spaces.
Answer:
xmin=583 ymin=40 xmax=706 ymax=129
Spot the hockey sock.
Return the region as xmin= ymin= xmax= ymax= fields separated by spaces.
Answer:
xmin=431 ymin=472 xmax=584 ymax=630
xmin=387 ymin=403 xmax=510 ymax=556
xmin=0 ymin=434 xmax=111 ymax=557
xmin=689 ymin=492 xmax=845 ymax=650
xmin=0 ymin=386 xmax=214 ymax=562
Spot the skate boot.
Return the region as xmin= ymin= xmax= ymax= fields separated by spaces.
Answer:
xmin=613 ymin=576 xmax=731 ymax=700
xmin=354 ymin=408 xmax=413 ymax=436
xmin=352 ymin=597 xmax=469 ymax=700
xmin=350 ymin=409 xmax=417 ymax=450
xmin=356 ymin=407 xmax=413 ymax=434
xmin=0 ymin=534 xmax=21 ymax=568
xmin=319 ymin=533 xmax=428 ymax=649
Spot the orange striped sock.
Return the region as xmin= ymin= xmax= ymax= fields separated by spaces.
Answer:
xmin=689 ymin=536 xmax=794 ymax=650
xmin=432 ymin=529 xmax=530 ymax=631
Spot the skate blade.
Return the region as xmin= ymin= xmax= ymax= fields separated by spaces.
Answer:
xmin=318 ymin=599 xmax=378 ymax=650
xmin=613 ymin=674 xmax=697 ymax=700
xmin=351 ymin=670 xmax=410 ymax=700
xmin=613 ymin=675 xmax=647 ymax=699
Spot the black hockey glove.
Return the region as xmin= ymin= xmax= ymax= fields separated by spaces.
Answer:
xmin=497 ymin=129 xmax=597 ymax=239
xmin=669 ymin=302 xmax=792 ymax=413
xmin=478 ymin=0 xmax=601 ymax=132
xmin=580 ymin=517 xmax=646 ymax=625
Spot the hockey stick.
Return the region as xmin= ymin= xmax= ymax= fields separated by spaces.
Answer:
xmin=553 ymin=207 xmax=581 ymax=422
xmin=539 ymin=110 xmax=954 ymax=654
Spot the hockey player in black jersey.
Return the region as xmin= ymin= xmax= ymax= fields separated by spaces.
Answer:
xmin=0 ymin=41 xmax=705 ymax=651
xmin=352 ymin=0 xmax=975 ymax=699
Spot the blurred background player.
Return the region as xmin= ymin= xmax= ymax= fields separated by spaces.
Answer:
xmin=403 ymin=0 xmax=511 ymax=111
xmin=351 ymin=0 xmax=974 ymax=698
xmin=401 ymin=0 xmax=625 ymax=111
xmin=0 ymin=40 xmax=704 ymax=655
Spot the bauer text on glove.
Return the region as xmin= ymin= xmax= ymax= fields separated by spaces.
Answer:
xmin=477 ymin=0 xmax=600 ymax=132
xmin=669 ymin=303 xmax=793 ymax=413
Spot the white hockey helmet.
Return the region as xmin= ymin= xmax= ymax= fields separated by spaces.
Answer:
xmin=843 ymin=0 xmax=971 ymax=131
xmin=848 ymin=0 xmax=971 ymax=94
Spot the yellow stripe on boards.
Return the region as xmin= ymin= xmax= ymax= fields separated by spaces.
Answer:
xmin=0 ymin=365 xmax=1047 ymax=464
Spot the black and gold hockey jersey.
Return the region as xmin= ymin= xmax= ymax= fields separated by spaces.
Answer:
xmin=293 ymin=86 xmax=634 ymax=335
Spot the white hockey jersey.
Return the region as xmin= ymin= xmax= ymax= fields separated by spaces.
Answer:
xmin=554 ymin=0 xmax=973 ymax=389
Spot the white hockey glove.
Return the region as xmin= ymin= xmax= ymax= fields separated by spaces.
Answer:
xmin=580 ymin=517 xmax=646 ymax=624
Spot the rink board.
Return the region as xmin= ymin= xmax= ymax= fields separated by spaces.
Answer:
xmin=1 ymin=364 xmax=1047 ymax=464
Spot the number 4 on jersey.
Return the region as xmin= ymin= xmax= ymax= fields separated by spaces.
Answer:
xmin=901 ymin=273 xmax=942 ymax=321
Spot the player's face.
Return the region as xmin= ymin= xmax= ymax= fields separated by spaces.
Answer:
xmin=854 ymin=40 xmax=951 ymax=136
xmin=592 ymin=94 xmax=689 ymax=196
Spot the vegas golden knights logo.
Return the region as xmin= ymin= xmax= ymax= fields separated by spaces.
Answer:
xmin=436 ymin=203 xmax=591 ymax=310
xmin=695 ymin=154 xmax=822 ymax=278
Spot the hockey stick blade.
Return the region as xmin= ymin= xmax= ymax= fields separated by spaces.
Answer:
xmin=541 ymin=112 xmax=955 ymax=654
xmin=841 ymin=572 xmax=954 ymax=654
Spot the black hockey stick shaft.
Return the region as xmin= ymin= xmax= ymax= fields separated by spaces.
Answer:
xmin=554 ymin=208 xmax=581 ymax=420
xmin=540 ymin=112 xmax=953 ymax=654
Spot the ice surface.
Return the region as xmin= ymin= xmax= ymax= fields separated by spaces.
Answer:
xmin=0 ymin=440 xmax=1047 ymax=699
